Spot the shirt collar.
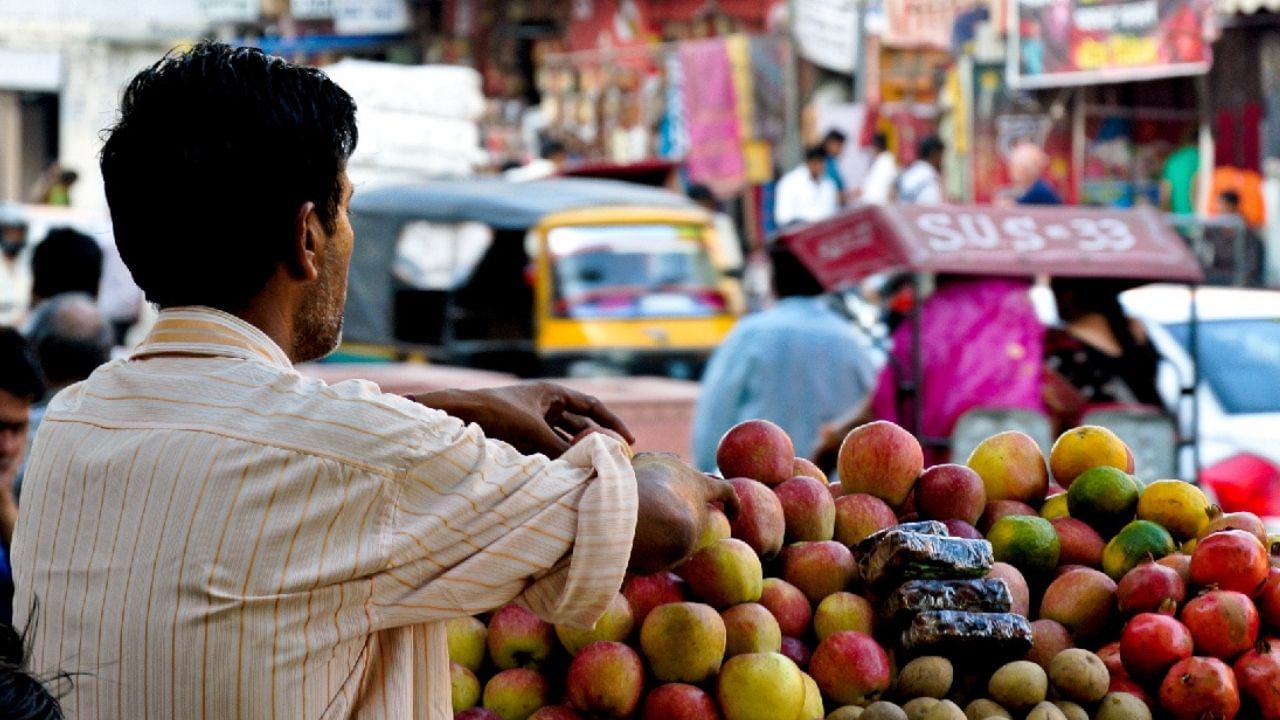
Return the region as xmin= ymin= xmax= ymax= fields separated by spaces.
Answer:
xmin=131 ymin=306 xmax=293 ymax=368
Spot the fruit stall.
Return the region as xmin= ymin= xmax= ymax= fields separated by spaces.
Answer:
xmin=777 ymin=203 xmax=1207 ymax=476
xmin=450 ymin=417 xmax=1280 ymax=720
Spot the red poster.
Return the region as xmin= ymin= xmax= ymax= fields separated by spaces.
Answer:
xmin=1010 ymin=0 xmax=1214 ymax=88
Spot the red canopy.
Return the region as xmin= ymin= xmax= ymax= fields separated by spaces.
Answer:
xmin=781 ymin=204 xmax=1206 ymax=288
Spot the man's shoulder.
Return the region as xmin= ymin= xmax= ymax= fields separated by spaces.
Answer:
xmin=52 ymin=359 xmax=459 ymax=476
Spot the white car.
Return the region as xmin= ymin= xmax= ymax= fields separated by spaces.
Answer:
xmin=1122 ymin=284 xmax=1280 ymax=521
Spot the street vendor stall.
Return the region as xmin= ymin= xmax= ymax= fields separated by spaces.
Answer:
xmin=779 ymin=203 xmax=1206 ymax=475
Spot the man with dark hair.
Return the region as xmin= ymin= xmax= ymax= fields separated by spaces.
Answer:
xmin=691 ymin=242 xmax=878 ymax=472
xmin=29 ymin=228 xmax=103 ymax=306
xmin=1210 ymin=189 xmax=1266 ymax=286
xmin=0 ymin=328 xmax=44 ymax=626
xmin=775 ymin=144 xmax=841 ymax=226
xmin=13 ymin=42 xmax=734 ymax=719
xmin=821 ymin=128 xmax=849 ymax=194
xmin=896 ymin=135 xmax=946 ymax=204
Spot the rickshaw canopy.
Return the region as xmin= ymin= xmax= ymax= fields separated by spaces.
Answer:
xmin=780 ymin=203 xmax=1206 ymax=287
xmin=349 ymin=177 xmax=696 ymax=229
xmin=343 ymin=178 xmax=704 ymax=349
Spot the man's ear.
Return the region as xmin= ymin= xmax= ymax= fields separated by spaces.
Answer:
xmin=289 ymin=201 xmax=324 ymax=281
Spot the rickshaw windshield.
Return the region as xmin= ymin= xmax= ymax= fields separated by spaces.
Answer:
xmin=547 ymin=223 xmax=724 ymax=319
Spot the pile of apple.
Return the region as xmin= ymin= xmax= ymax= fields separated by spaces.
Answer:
xmin=448 ymin=418 xmax=1280 ymax=720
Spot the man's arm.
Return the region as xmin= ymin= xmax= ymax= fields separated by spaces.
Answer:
xmin=407 ymin=381 xmax=635 ymax=458
xmin=368 ymin=401 xmax=736 ymax=632
xmin=690 ymin=330 xmax=753 ymax=472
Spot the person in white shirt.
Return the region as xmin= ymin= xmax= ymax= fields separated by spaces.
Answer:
xmin=0 ymin=207 xmax=31 ymax=327
xmin=858 ymin=133 xmax=899 ymax=205
xmin=895 ymin=135 xmax=946 ymax=205
xmin=774 ymin=145 xmax=840 ymax=227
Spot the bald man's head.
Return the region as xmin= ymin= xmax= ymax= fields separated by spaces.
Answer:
xmin=26 ymin=293 xmax=113 ymax=390
xmin=1009 ymin=143 xmax=1049 ymax=188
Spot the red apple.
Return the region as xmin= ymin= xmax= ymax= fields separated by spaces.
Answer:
xmin=833 ymin=493 xmax=898 ymax=546
xmin=683 ymin=538 xmax=764 ymax=609
xmin=722 ymin=602 xmax=783 ymax=657
xmin=621 ymin=571 xmax=687 ymax=628
xmin=809 ymin=631 xmax=892 ymax=706
xmin=482 ymin=668 xmax=550 ymax=720
xmin=487 ymin=604 xmax=556 ymax=670
xmin=758 ymin=578 xmax=812 ymax=638
xmin=716 ymin=419 xmax=795 ymax=486
xmin=916 ymin=464 xmax=986 ymax=525
xmin=728 ymin=477 xmax=786 ymax=557
xmin=837 ymin=420 xmax=923 ymax=506
xmin=565 ymin=641 xmax=643 ymax=718
xmin=641 ymin=683 xmax=719 ymax=720
xmin=781 ymin=541 xmax=856 ymax=604
xmin=773 ymin=475 xmax=836 ymax=542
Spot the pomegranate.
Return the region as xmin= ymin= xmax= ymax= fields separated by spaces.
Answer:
xmin=1202 ymin=510 xmax=1268 ymax=545
xmin=1117 ymin=561 xmax=1186 ymax=615
xmin=1120 ymin=613 xmax=1194 ymax=680
xmin=1158 ymin=656 xmax=1241 ymax=720
xmin=1181 ymin=590 xmax=1260 ymax=660
xmin=1191 ymin=529 xmax=1270 ymax=595
xmin=1097 ymin=641 xmax=1126 ymax=679
xmin=1233 ymin=639 xmax=1280 ymax=720
xmin=1158 ymin=553 xmax=1193 ymax=585
xmin=1256 ymin=568 xmax=1280 ymax=629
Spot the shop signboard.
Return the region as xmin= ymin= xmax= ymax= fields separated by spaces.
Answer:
xmin=793 ymin=0 xmax=859 ymax=73
xmin=199 ymin=0 xmax=258 ymax=22
xmin=882 ymin=0 xmax=974 ymax=50
xmin=333 ymin=0 xmax=409 ymax=34
xmin=1008 ymin=0 xmax=1213 ymax=88
xmin=291 ymin=0 xmax=335 ymax=19
xmin=782 ymin=203 xmax=1204 ymax=286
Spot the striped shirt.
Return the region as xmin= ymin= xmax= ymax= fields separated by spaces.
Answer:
xmin=11 ymin=306 xmax=638 ymax=719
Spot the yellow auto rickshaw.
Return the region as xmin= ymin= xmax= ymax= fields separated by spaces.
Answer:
xmin=341 ymin=177 xmax=741 ymax=377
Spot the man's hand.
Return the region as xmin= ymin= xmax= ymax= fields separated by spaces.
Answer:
xmin=409 ymin=381 xmax=635 ymax=458
xmin=629 ymin=453 xmax=740 ymax=575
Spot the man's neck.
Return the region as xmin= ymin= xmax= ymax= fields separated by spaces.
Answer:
xmin=224 ymin=293 xmax=300 ymax=363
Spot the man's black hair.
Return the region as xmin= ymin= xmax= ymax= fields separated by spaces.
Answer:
xmin=100 ymin=41 xmax=358 ymax=310
xmin=0 ymin=605 xmax=75 ymax=720
xmin=873 ymin=132 xmax=889 ymax=151
xmin=805 ymin=145 xmax=829 ymax=162
xmin=769 ymin=243 xmax=825 ymax=298
xmin=918 ymin=135 xmax=945 ymax=160
xmin=30 ymin=228 xmax=102 ymax=302
xmin=0 ymin=328 xmax=44 ymax=403
xmin=822 ymin=129 xmax=847 ymax=146
xmin=687 ymin=183 xmax=715 ymax=205
xmin=541 ymin=139 xmax=567 ymax=159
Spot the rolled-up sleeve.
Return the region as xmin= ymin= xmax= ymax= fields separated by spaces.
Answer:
xmin=372 ymin=411 xmax=638 ymax=631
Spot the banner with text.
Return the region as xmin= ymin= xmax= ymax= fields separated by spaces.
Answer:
xmin=1009 ymin=0 xmax=1212 ymax=88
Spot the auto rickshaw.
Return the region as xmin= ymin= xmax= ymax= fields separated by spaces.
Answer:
xmin=779 ymin=202 xmax=1207 ymax=478
xmin=340 ymin=177 xmax=741 ymax=377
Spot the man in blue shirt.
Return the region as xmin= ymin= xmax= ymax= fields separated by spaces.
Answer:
xmin=692 ymin=243 xmax=879 ymax=472
xmin=822 ymin=129 xmax=848 ymax=197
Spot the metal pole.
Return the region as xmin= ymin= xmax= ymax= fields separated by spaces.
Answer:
xmin=783 ymin=0 xmax=803 ymax=169
xmin=851 ymin=0 xmax=868 ymax=104
xmin=911 ymin=272 xmax=924 ymax=439
xmin=1188 ymin=283 xmax=1201 ymax=482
